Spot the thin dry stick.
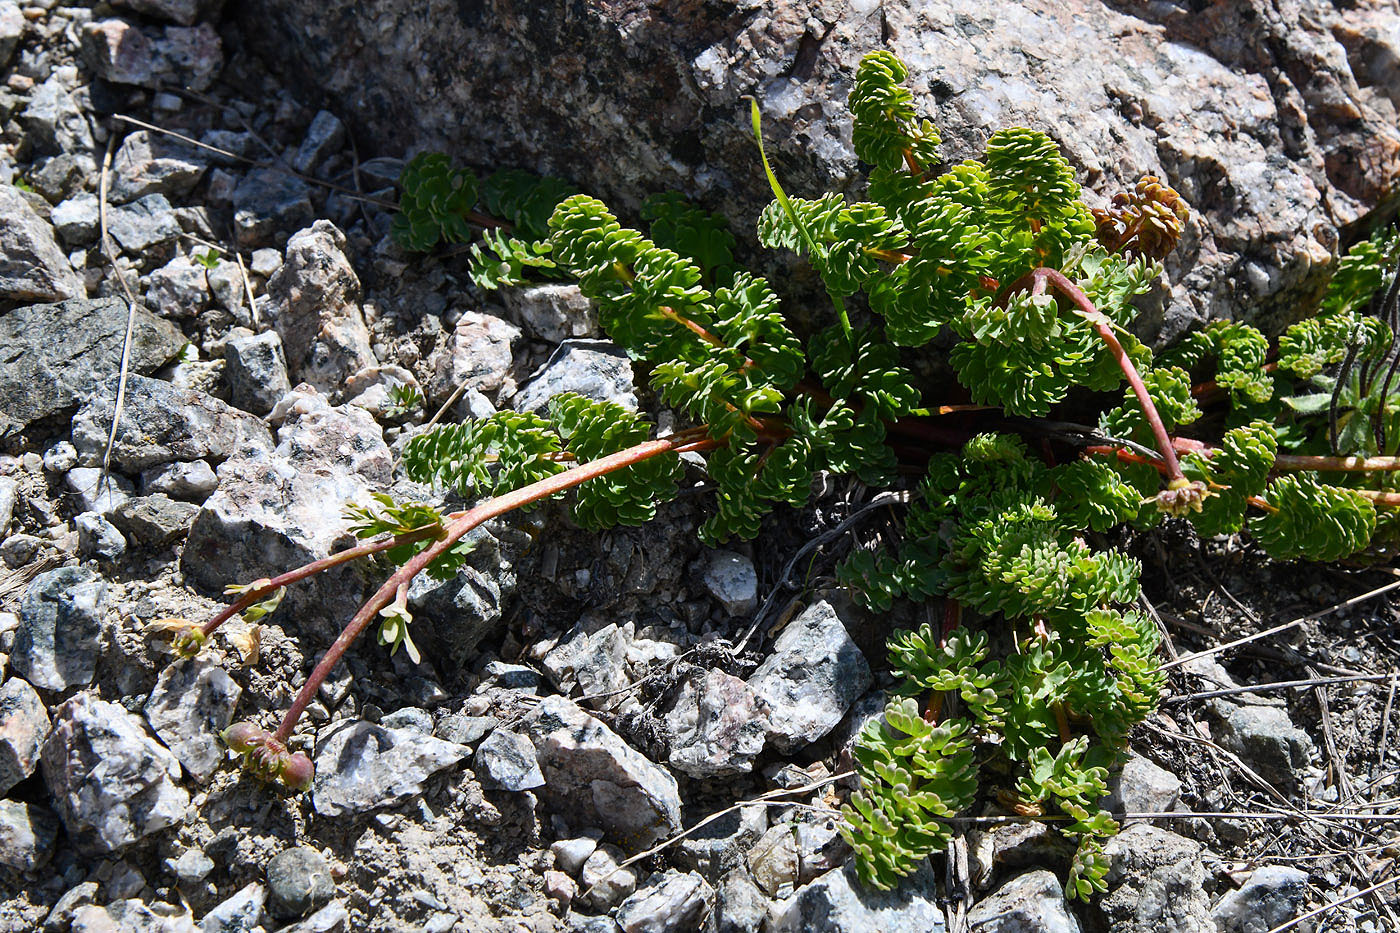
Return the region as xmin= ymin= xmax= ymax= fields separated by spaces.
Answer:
xmin=580 ymin=771 xmax=853 ymax=901
xmin=1377 ymin=675 xmax=1399 ymax=778
xmin=235 ymin=251 xmax=260 ymax=329
xmin=1156 ymin=573 xmax=1400 ymax=673
xmin=95 ymin=133 xmax=141 ymax=500
xmin=734 ymin=490 xmax=906 ymax=654
xmin=1265 ymin=873 xmax=1400 ymax=933
xmin=112 ymin=113 xmax=397 ymax=210
xmin=1166 ymin=673 xmax=1396 ymax=703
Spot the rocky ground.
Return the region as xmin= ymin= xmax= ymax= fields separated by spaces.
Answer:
xmin=0 ymin=1 xmax=1397 ymax=932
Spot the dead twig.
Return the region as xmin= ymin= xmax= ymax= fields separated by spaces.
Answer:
xmin=95 ymin=132 xmax=142 ymax=502
xmin=1165 ymin=673 xmax=1395 ymax=704
xmin=1264 ymin=872 xmax=1400 ymax=933
xmin=734 ymin=490 xmax=906 ymax=654
xmin=1157 ymin=573 xmax=1400 ymax=673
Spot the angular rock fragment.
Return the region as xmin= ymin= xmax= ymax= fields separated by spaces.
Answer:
xmin=233 ymin=169 xmax=314 ymax=247
xmin=181 ymin=388 xmax=390 ymax=636
xmin=51 ymin=193 xmax=99 ymax=247
xmin=81 ymin=20 xmax=223 ymax=91
xmin=292 ymin=111 xmax=346 ymax=174
xmin=41 ymin=694 xmax=189 ymax=853
xmin=0 ymin=799 xmax=59 ymax=872
xmin=522 ymin=695 xmax=682 ymax=848
xmin=72 ymin=375 xmax=274 ymax=472
xmin=0 ymin=184 xmax=84 ymax=304
xmin=702 ymin=550 xmax=758 ymax=617
xmin=0 ymin=677 xmax=48 ymax=794
xmin=65 ymin=467 xmax=133 ymax=515
xmin=263 ymin=221 xmax=375 ymax=391
xmin=310 ymin=721 xmax=469 ymax=817
xmin=473 ymin=728 xmax=545 ymax=791
xmin=1100 ymin=825 xmax=1214 ymax=933
xmin=1211 ymin=865 xmax=1309 ymax=933
xmin=966 ymin=869 xmax=1082 ymax=933
xmin=112 ymin=495 xmax=201 ymax=547
xmin=1208 ymin=698 xmax=1315 ymax=792
xmin=0 ymin=297 xmax=184 ymax=431
xmin=20 ymin=77 xmax=93 ymax=159
xmin=110 ymin=131 xmax=207 ymax=204
xmin=144 ymin=254 xmax=210 ymax=319
xmin=665 ymin=668 xmax=768 ymax=778
xmin=112 ymin=0 xmax=225 ymax=29
xmin=224 ymin=330 xmax=293 ymax=415
xmin=199 ymin=882 xmax=265 ymax=933
xmin=768 ymin=861 xmax=946 ymax=933
xmin=12 ymin=567 xmax=107 ymax=692
xmin=748 ymin=600 xmax=871 ymax=753
xmin=425 ymin=310 xmax=520 ymax=405
xmin=513 ymin=339 xmax=636 ymax=414
xmin=615 ymin=870 xmax=714 ymax=933
xmin=107 ymin=194 xmax=183 ymax=254
xmin=499 ymin=283 xmax=598 ymax=343
xmin=144 ymin=657 xmax=241 ymax=782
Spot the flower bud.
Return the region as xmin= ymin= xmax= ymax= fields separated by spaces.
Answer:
xmin=279 ymin=752 xmax=314 ymax=792
xmin=221 ymin=722 xmax=266 ymax=754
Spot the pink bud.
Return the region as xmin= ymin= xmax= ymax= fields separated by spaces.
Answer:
xmin=222 ymin=722 xmax=266 ymax=754
xmin=279 ymin=752 xmax=314 ymax=792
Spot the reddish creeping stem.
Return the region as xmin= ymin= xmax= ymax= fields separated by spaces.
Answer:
xmin=1003 ymin=268 xmax=1210 ymax=515
xmin=267 ymin=433 xmax=721 ymax=749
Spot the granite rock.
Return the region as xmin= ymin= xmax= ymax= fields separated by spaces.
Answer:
xmin=1099 ymin=824 xmax=1214 ymax=933
xmin=143 ymin=657 xmax=241 ymax=782
xmin=748 ymin=599 xmax=871 ymax=754
xmin=966 ymin=869 xmax=1082 ymax=933
xmin=0 ymin=799 xmax=59 ymax=872
xmin=40 ymin=694 xmax=190 ymax=853
xmin=110 ymin=131 xmax=207 ymax=204
xmin=71 ymin=375 xmax=274 ymax=472
xmin=263 ymin=221 xmax=375 ymax=392
xmin=0 ymin=677 xmax=48 ymax=794
xmin=0 ymin=297 xmax=185 ymax=431
xmin=0 ymin=184 xmax=84 ymax=304
xmin=513 ymin=339 xmax=636 ymax=414
xmin=1211 ymin=865 xmax=1310 ymax=933
xmin=425 ymin=310 xmax=520 ymax=405
xmin=615 ymin=870 xmax=714 ymax=933
xmin=182 ymin=388 xmax=390 ymax=638
xmin=768 ymin=861 xmax=947 ymax=933
xmin=664 ymin=668 xmax=769 ymax=778
xmin=224 ymin=330 xmax=293 ymax=415
xmin=310 ymin=720 xmax=469 ymax=817
xmin=522 ymin=695 xmax=682 ymax=849
xmin=81 ymin=20 xmax=223 ymax=92
xmin=11 ymin=567 xmax=108 ymax=693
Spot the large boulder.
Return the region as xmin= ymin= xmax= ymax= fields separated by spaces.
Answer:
xmin=236 ymin=0 xmax=1399 ymax=341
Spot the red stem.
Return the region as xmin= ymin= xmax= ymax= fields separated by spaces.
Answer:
xmin=271 ymin=434 xmax=720 ymax=744
xmin=1006 ymin=267 xmax=1185 ymax=484
xmin=200 ymin=524 xmax=448 ymax=639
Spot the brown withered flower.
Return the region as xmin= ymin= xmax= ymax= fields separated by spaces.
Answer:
xmin=1092 ymin=176 xmax=1190 ymax=261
